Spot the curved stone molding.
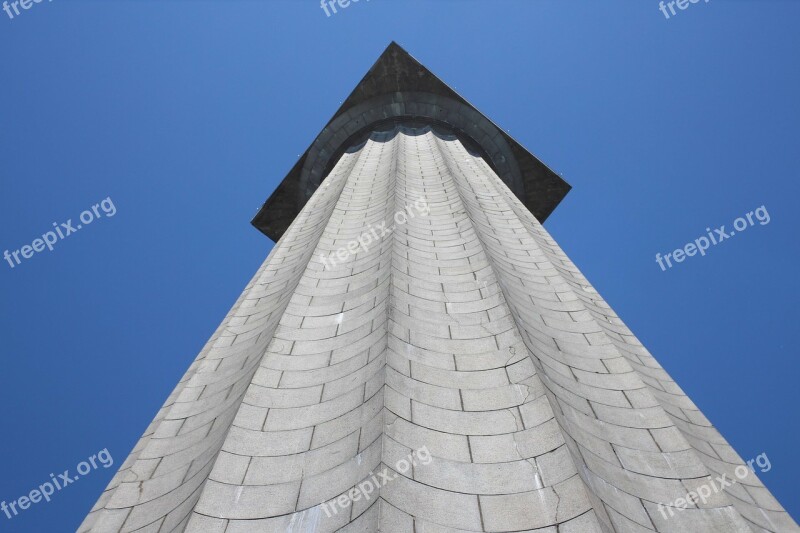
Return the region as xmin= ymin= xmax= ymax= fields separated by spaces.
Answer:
xmin=251 ymin=42 xmax=571 ymax=243
xmin=296 ymin=91 xmax=526 ymax=205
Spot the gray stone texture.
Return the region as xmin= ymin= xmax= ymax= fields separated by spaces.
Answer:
xmin=251 ymin=42 xmax=570 ymax=242
xmin=81 ymin=126 xmax=796 ymax=532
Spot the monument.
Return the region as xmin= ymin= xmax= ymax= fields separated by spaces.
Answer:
xmin=80 ymin=42 xmax=796 ymax=533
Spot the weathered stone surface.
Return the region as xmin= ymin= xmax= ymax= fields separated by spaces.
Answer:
xmin=80 ymin=45 xmax=795 ymax=533
xmin=251 ymin=42 xmax=571 ymax=242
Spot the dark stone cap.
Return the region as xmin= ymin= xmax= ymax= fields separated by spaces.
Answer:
xmin=252 ymin=42 xmax=570 ymax=242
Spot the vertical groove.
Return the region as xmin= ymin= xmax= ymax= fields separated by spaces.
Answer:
xmin=82 ymin=126 xmax=797 ymax=533
xmin=434 ymin=133 xmax=774 ymax=532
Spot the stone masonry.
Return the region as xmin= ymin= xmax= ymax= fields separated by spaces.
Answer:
xmin=80 ymin=44 xmax=797 ymax=533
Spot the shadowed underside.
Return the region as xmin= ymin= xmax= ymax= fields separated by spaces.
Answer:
xmin=81 ymin=126 xmax=796 ymax=533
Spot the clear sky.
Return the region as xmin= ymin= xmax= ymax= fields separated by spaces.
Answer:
xmin=0 ymin=1 xmax=798 ymax=531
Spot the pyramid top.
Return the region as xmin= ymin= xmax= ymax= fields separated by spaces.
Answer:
xmin=252 ymin=42 xmax=571 ymax=241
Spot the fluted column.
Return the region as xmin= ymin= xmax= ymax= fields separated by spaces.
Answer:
xmin=82 ymin=126 xmax=797 ymax=533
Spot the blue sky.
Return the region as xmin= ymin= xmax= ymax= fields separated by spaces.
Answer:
xmin=0 ymin=1 xmax=797 ymax=531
